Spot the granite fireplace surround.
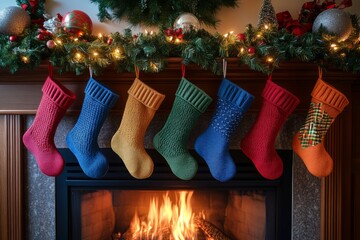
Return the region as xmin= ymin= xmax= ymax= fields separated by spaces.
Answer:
xmin=0 ymin=59 xmax=356 ymax=240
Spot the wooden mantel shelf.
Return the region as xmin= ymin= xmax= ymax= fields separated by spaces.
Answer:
xmin=0 ymin=59 xmax=359 ymax=240
xmin=0 ymin=59 xmax=358 ymax=114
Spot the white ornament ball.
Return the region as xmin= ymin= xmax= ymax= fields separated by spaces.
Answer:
xmin=0 ymin=6 xmax=31 ymax=36
xmin=312 ymin=8 xmax=352 ymax=42
xmin=174 ymin=13 xmax=200 ymax=31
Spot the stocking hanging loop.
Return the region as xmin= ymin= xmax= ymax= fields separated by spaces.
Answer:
xmin=134 ymin=65 xmax=140 ymax=79
xmin=89 ymin=66 xmax=93 ymax=78
xmin=48 ymin=62 xmax=53 ymax=78
xmin=318 ymin=66 xmax=323 ymax=79
xmin=181 ymin=64 xmax=186 ymax=78
xmin=223 ymin=58 xmax=227 ymax=79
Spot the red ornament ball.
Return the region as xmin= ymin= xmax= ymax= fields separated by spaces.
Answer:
xmin=107 ymin=38 xmax=113 ymax=45
xmin=9 ymin=35 xmax=17 ymax=42
xmin=37 ymin=34 xmax=46 ymax=41
xmin=61 ymin=10 xmax=93 ymax=36
xmin=237 ymin=33 xmax=246 ymax=41
xmin=248 ymin=47 xmax=256 ymax=54
xmin=46 ymin=40 xmax=56 ymax=49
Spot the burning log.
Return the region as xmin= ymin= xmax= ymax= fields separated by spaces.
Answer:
xmin=194 ymin=217 xmax=231 ymax=240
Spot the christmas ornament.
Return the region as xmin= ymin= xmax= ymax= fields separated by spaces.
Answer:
xmin=174 ymin=13 xmax=200 ymax=31
xmin=111 ymin=78 xmax=165 ymax=179
xmin=312 ymin=8 xmax=352 ymax=41
xmin=257 ymin=0 xmax=279 ymax=29
xmin=292 ymin=77 xmax=349 ymax=177
xmin=107 ymin=37 xmax=113 ymax=45
xmin=0 ymin=6 xmax=31 ymax=36
xmin=61 ymin=10 xmax=93 ymax=36
xmin=37 ymin=33 xmax=45 ymax=41
xmin=9 ymin=35 xmax=17 ymax=42
xmin=46 ymin=40 xmax=56 ymax=49
xmin=237 ymin=33 xmax=246 ymax=41
xmin=23 ymin=77 xmax=76 ymax=176
xmin=153 ymin=78 xmax=212 ymax=180
xmin=248 ymin=47 xmax=256 ymax=54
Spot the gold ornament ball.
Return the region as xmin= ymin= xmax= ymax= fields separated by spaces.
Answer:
xmin=312 ymin=8 xmax=352 ymax=42
xmin=174 ymin=13 xmax=200 ymax=31
xmin=61 ymin=10 xmax=93 ymax=36
xmin=0 ymin=6 xmax=31 ymax=36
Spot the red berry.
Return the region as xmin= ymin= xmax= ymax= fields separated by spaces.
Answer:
xmin=9 ymin=36 xmax=17 ymax=42
xmin=237 ymin=33 xmax=246 ymax=41
xmin=37 ymin=34 xmax=46 ymax=41
xmin=248 ymin=46 xmax=256 ymax=54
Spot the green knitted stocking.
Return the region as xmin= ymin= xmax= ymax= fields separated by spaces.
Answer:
xmin=153 ymin=78 xmax=212 ymax=180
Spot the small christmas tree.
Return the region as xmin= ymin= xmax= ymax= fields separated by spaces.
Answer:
xmin=257 ymin=0 xmax=279 ymax=29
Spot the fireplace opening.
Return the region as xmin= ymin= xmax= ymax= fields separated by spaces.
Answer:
xmin=56 ymin=149 xmax=292 ymax=240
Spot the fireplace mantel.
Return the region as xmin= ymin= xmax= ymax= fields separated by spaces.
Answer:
xmin=0 ymin=59 xmax=359 ymax=240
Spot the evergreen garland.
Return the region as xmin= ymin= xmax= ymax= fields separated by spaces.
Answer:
xmin=89 ymin=0 xmax=238 ymax=27
xmin=1 ymin=9 xmax=360 ymax=75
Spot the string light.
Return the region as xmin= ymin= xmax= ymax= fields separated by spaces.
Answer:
xmin=73 ymin=38 xmax=79 ymax=42
xmin=266 ymin=56 xmax=274 ymax=63
xmin=174 ymin=38 xmax=182 ymax=44
xmin=93 ymin=52 xmax=99 ymax=58
xmin=98 ymin=33 xmax=103 ymax=39
xmin=112 ymin=48 xmax=122 ymax=59
xmin=55 ymin=39 xmax=62 ymax=45
xmin=264 ymin=24 xmax=269 ymax=30
xmin=150 ymin=62 xmax=159 ymax=72
xmin=21 ymin=56 xmax=29 ymax=63
xmin=331 ymin=43 xmax=338 ymax=51
xmin=75 ymin=52 xmax=83 ymax=61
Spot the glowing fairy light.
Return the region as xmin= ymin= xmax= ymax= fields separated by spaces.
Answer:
xmin=266 ymin=56 xmax=274 ymax=63
xmin=75 ymin=52 xmax=83 ymax=61
xmin=21 ymin=56 xmax=29 ymax=63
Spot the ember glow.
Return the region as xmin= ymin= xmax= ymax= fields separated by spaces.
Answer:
xmin=128 ymin=191 xmax=199 ymax=240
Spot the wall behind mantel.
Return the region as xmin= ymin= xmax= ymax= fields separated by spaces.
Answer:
xmin=0 ymin=0 xmax=359 ymax=35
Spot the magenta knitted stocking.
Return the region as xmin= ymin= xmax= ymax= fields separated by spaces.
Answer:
xmin=23 ymin=77 xmax=76 ymax=176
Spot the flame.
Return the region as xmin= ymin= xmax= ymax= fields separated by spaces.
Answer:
xmin=128 ymin=191 xmax=199 ymax=240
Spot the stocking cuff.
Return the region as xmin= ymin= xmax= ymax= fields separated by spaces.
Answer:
xmin=311 ymin=78 xmax=349 ymax=112
xmin=262 ymin=79 xmax=300 ymax=114
xmin=85 ymin=78 xmax=119 ymax=108
xmin=42 ymin=76 xmax=76 ymax=109
xmin=176 ymin=78 xmax=212 ymax=113
xmin=128 ymin=78 xmax=165 ymax=110
xmin=218 ymin=78 xmax=254 ymax=112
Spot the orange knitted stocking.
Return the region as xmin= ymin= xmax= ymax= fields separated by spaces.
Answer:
xmin=292 ymin=77 xmax=349 ymax=177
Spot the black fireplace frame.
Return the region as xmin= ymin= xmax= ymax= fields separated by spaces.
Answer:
xmin=56 ymin=149 xmax=292 ymax=240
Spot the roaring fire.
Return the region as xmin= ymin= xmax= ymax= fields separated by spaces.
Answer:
xmin=128 ymin=191 xmax=200 ymax=240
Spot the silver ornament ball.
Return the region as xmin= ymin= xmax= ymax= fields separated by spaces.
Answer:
xmin=0 ymin=6 xmax=31 ymax=36
xmin=174 ymin=13 xmax=200 ymax=31
xmin=312 ymin=8 xmax=352 ymax=42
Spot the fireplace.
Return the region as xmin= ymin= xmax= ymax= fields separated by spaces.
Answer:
xmin=56 ymin=148 xmax=292 ymax=240
xmin=1 ymin=60 xmax=357 ymax=240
